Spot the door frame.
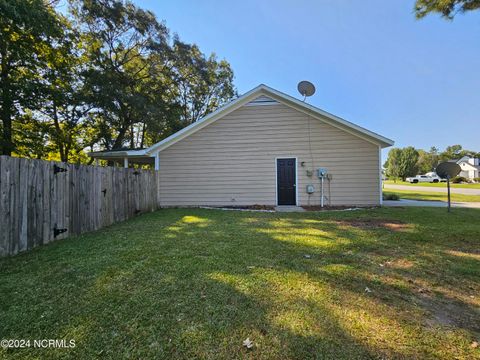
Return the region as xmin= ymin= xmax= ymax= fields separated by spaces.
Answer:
xmin=275 ymin=157 xmax=298 ymax=206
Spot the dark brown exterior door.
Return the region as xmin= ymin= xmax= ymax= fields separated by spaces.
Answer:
xmin=277 ymin=158 xmax=296 ymax=205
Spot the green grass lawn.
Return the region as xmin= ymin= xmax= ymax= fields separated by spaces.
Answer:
xmin=384 ymin=180 xmax=480 ymax=189
xmin=383 ymin=189 xmax=480 ymax=202
xmin=1 ymin=208 xmax=479 ymax=359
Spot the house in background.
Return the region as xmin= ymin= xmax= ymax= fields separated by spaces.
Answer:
xmin=456 ymin=156 xmax=480 ymax=179
xmin=90 ymin=84 xmax=394 ymax=207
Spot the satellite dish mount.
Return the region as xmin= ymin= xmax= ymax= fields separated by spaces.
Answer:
xmin=297 ymin=81 xmax=316 ymax=102
xmin=435 ymin=162 xmax=461 ymax=212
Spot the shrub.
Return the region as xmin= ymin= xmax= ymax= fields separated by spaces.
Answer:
xmin=473 ymin=177 xmax=480 ymax=183
xmin=383 ymin=193 xmax=400 ymax=201
xmin=451 ymin=176 xmax=467 ymax=183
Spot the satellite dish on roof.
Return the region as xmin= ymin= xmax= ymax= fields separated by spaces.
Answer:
xmin=436 ymin=162 xmax=461 ymax=179
xmin=297 ymin=81 xmax=316 ymax=101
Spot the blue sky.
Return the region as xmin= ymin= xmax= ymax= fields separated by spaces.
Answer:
xmin=137 ymin=0 xmax=479 ymax=156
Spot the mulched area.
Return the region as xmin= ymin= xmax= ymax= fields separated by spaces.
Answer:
xmin=211 ymin=205 xmax=276 ymax=211
xmin=302 ymin=205 xmax=374 ymax=211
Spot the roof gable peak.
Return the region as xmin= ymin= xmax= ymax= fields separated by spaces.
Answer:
xmin=145 ymin=84 xmax=394 ymax=155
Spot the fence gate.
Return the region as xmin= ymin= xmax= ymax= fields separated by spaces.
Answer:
xmin=0 ymin=156 xmax=160 ymax=257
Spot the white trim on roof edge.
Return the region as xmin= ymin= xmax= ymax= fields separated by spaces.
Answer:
xmin=144 ymin=84 xmax=394 ymax=155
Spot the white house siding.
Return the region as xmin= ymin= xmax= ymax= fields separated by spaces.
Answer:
xmin=158 ymin=102 xmax=380 ymax=207
xmin=459 ymin=162 xmax=479 ymax=179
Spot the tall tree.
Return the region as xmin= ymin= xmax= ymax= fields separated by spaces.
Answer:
xmin=70 ymin=0 xmax=236 ymax=151
xmin=384 ymin=148 xmax=403 ymax=181
xmin=1 ymin=0 xmax=237 ymax=160
xmin=415 ymin=0 xmax=480 ymax=19
xmin=416 ymin=146 xmax=439 ymax=173
xmin=33 ymin=17 xmax=92 ymax=162
xmin=385 ymin=147 xmax=419 ymax=180
xmin=399 ymin=147 xmax=420 ymax=180
xmin=0 ymin=0 xmax=62 ymax=155
xmin=173 ymin=40 xmax=236 ymax=125
xmin=70 ymin=0 xmax=172 ymax=150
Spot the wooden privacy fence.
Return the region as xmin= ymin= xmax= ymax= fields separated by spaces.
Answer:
xmin=0 ymin=156 xmax=161 ymax=257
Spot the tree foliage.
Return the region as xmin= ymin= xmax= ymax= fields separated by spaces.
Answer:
xmin=172 ymin=40 xmax=235 ymax=126
xmin=0 ymin=0 xmax=63 ymax=155
xmin=0 ymin=0 xmax=237 ymax=160
xmin=415 ymin=0 xmax=480 ymax=19
xmin=385 ymin=145 xmax=478 ymax=180
xmin=438 ymin=144 xmax=478 ymax=161
xmin=385 ymin=147 xmax=419 ymax=180
xmin=416 ymin=146 xmax=439 ymax=174
xmin=70 ymin=0 xmax=172 ymax=151
xmin=384 ymin=148 xmax=403 ymax=181
xmin=399 ymin=147 xmax=420 ymax=180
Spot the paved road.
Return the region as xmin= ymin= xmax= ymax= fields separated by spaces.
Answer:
xmin=384 ymin=184 xmax=480 ymax=195
xmin=384 ymin=199 xmax=480 ymax=208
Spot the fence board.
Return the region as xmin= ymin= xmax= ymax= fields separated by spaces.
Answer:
xmin=10 ymin=157 xmax=19 ymax=254
xmin=0 ymin=156 xmax=161 ymax=257
xmin=41 ymin=160 xmax=50 ymax=245
xmin=1 ymin=157 xmax=12 ymax=256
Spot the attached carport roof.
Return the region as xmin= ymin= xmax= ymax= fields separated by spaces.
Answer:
xmin=88 ymin=149 xmax=153 ymax=164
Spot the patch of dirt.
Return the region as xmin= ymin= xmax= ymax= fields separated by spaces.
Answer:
xmin=334 ymin=218 xmax=411 ymax=231
xmin=418 ymin=294 xmax=480 ymax=333
xmin=382 ymin=258 xmax=415 ymax=269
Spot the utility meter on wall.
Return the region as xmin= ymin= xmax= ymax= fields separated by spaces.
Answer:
xmin=306 ymin=184 xmax=315 ymax=194
xmin=317 ymin=168 xmax=328 ymax=178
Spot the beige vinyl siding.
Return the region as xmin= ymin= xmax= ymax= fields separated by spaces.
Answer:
xmin=158 ymin=103 xmax=380 ymax=206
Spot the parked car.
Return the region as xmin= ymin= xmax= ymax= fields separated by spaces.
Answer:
xmin=425 ymin=172 xmax=447 ymax=182
xmin=406 ymin=174 xmax=442 ymax=183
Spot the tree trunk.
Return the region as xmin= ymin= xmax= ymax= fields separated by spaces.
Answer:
xmin=52 ymin=100 xmax=66 ymax=162
xmin=0 ymin=43 xmax=13 ymax=156
xmin=112 ymin=104 xmax=129 ymax=150
xmin=64 ymin=140 xmax=71 ymax=163
xmin=139 ymin=122 xmax=146 ymax=148
xmin=130 ymin=123 xmax=134 ymax=148
xmin=112 ymin=125 xmax=128 ymax=150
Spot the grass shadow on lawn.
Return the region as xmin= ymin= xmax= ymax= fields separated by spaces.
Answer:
xmin=237 ymin=212 xmax=480 ymax=335
xmin=0 ymin=207 xmax=479 ymax=359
